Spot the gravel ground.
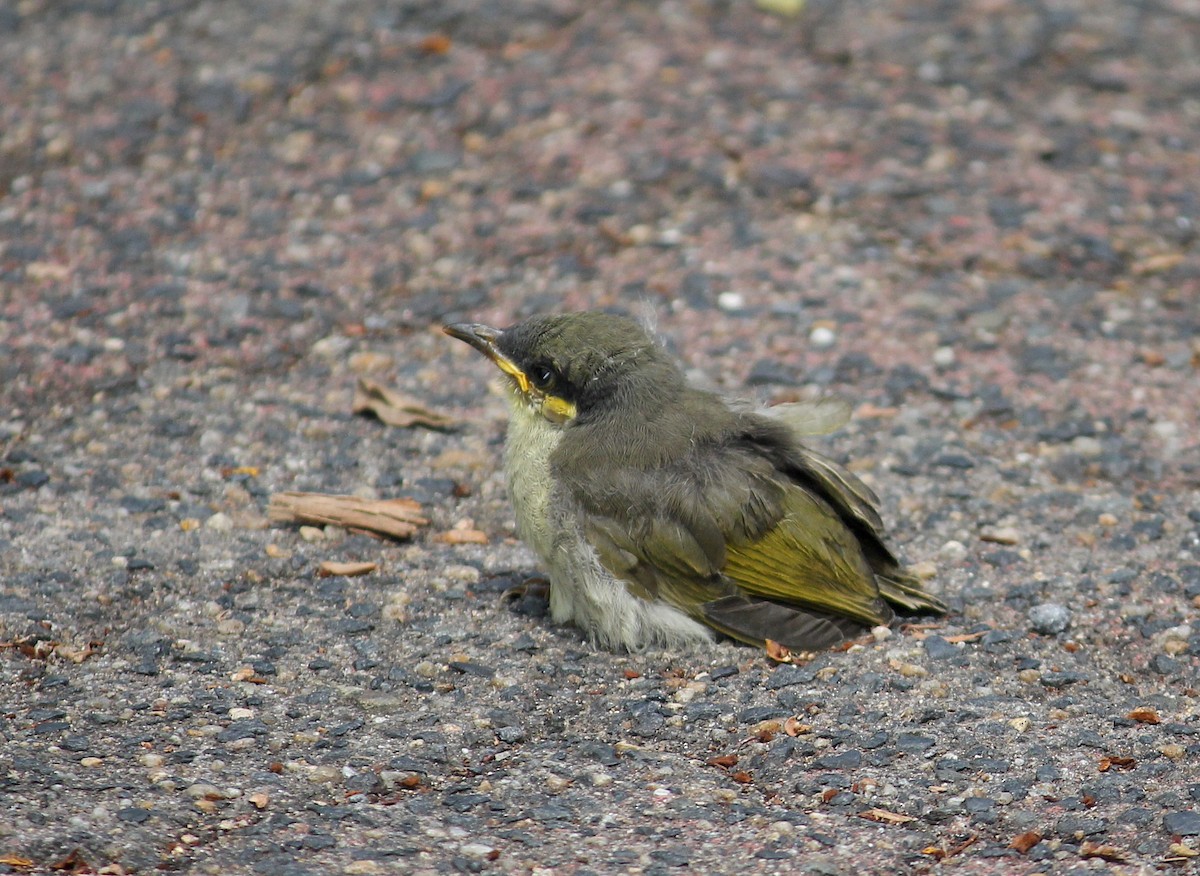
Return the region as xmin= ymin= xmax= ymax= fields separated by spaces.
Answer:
xmin=2 ymin=1 xmax=1199 ymax=874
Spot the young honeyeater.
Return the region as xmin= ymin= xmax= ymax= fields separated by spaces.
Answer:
xmin=444 ymin=312 xmax=946 ymax=653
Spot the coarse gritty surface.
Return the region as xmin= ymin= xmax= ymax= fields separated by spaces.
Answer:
xmin=2 ymin=1 xmax=1199 ymax=874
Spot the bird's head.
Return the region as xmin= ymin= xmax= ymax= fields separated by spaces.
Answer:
xmin=444 ymin=312 xmax=680 ymax=425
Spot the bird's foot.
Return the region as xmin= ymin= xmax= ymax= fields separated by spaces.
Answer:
xmin=501 ymin=574 xmax=550 ymax=617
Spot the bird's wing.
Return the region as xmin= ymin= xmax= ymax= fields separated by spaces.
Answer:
xmin=763 ymin=396 xmax=852 ymax=436
xmin=562 ymin=440 xmax=893 ymax=650
xmin=720 ymin=483 xmax=894 ymax=627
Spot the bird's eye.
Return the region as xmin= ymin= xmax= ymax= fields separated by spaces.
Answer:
xmin=529 ymin=362 xmax=557 ymax=391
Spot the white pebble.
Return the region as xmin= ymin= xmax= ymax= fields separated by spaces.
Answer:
xmin=442 ymin=564 xmax=481 ymax=584
xmin=717 ymin=292 xmax=745 ymax=312
xmin=938 ymin=540 xmax=968 ymax=561
xmin=1028 ymin=603 xmax=1071 ymax=634
xmin=809 ymin=326 xmax=836 ymax=348
xmin=205 ymin=512 xmax=233 ymax=532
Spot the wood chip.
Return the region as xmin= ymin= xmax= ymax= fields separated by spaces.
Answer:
xmin=941 ymin=631 xmax=987 ymax=644
xmin=268 ymin=492 xmax=428 ymax=540
xmin=858 ymin=808 xmax=916 ymax=825
xmin=353 ymin=378 xmax=457 ymax=430
xmin=318 ymin=560 xmax=378 ymax=577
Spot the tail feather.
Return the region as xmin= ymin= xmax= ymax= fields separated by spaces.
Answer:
xmin=877 ymin=571 xmax=946 ymax=615
xmin=700 ymin=594 xmax=879 ymax=652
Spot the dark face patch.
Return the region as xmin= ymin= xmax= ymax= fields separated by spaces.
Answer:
xmin=496 ymin=313 xmax=667 ymax=416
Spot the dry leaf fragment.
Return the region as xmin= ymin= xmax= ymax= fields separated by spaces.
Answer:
xmin=49 ymin=849 xmax=91 ymax=873
xmin=706 ymin=754 xmax=738 ymax=769
xmin=765 ymin=639 xmax=793 ymax=663
xmin=318 ymin=560 xmax=378 ymax=578
xmin=783 ymin=717 xmax=812 ymax=736
xmin=856 ymin=403 xmax=898 ymax=418
xmin=221 ymin=466 xmax=260 ymax=478
xmin=55 ymin=641 xmax=103 ymax=664
xmin=923 ymin=835 xmax=978 ymax=860
xmin=1009 ymin=831 xmax=1043 ymax=853
xmin=858 ymin=808 xmax=917 ymax=825
xmin=268 ymin=492 xmax=428 ymax=540
xmin=1098 ymin=755 xmax=1137 ymax=772
xmin=1126 ymin=706 xmax=1160 ymax=724
xmin=432 ymin=529 xmax=489 ymax=545
xmin=755 ymin=0 xmax=805 ymax=16
xmin=1079 ymin=842 xmax=1128 ymax=862
xmin=731 ymin=771 xmax=753 ymax=784
xmin=1132 ymin=252 xmax=1185 ymax=275
xmin=353 ymin=378 xmax=457 ymax=430
xmin=0 ymin=855 xmax=34 ymax=870
xmin=419 ymin=33 xmax=452 ymax=54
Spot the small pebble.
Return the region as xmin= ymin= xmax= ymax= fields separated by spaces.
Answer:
xmin=809 ymin=325 xmax=836 ymax=349
xmin=923 ymin=635 xmax=960 ymax=660
xmin=217 ymin=618 xmax=246 ymax=636
xmin=932 ymin=346 xmax=956 ymax=367
xmin=307 ymin=765 xmax=342 ymax=785
xmin=205 ymin=512 xmax=233 ymax=532
xmin=716 ymin=292 xmax=745 ymax=312
xmin=442 ymin=564 xmax=481 ymax=584
xmin=1028 ymin=603 xmax=1071 ymax=634
xmin=938 ymin=540 xmax=968 ymax=561
xmin=980 ymin=527 xmax=1020 ymax=545
xmin=1164 ymin=810 xmax=1200 ymax=836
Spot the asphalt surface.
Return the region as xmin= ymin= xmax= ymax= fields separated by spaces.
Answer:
xmin=2 ymin=1 xmax=1199 ymax=874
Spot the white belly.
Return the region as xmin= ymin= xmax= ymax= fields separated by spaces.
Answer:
xmin=503 ymin=402 xmax=714 ymax=652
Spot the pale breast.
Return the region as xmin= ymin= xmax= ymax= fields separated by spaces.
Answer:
xmin=503 ymin=401 xmax=564 ymax=563
xmin=502 ymin=401 xmax=713 ymax=651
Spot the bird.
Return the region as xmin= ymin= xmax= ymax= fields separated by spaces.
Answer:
xmin=444 ymin=311 xmax=946 ymax=654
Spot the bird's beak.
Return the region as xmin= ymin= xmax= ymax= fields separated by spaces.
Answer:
xmin=443 ymin=323 xmax=531 ymax=394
